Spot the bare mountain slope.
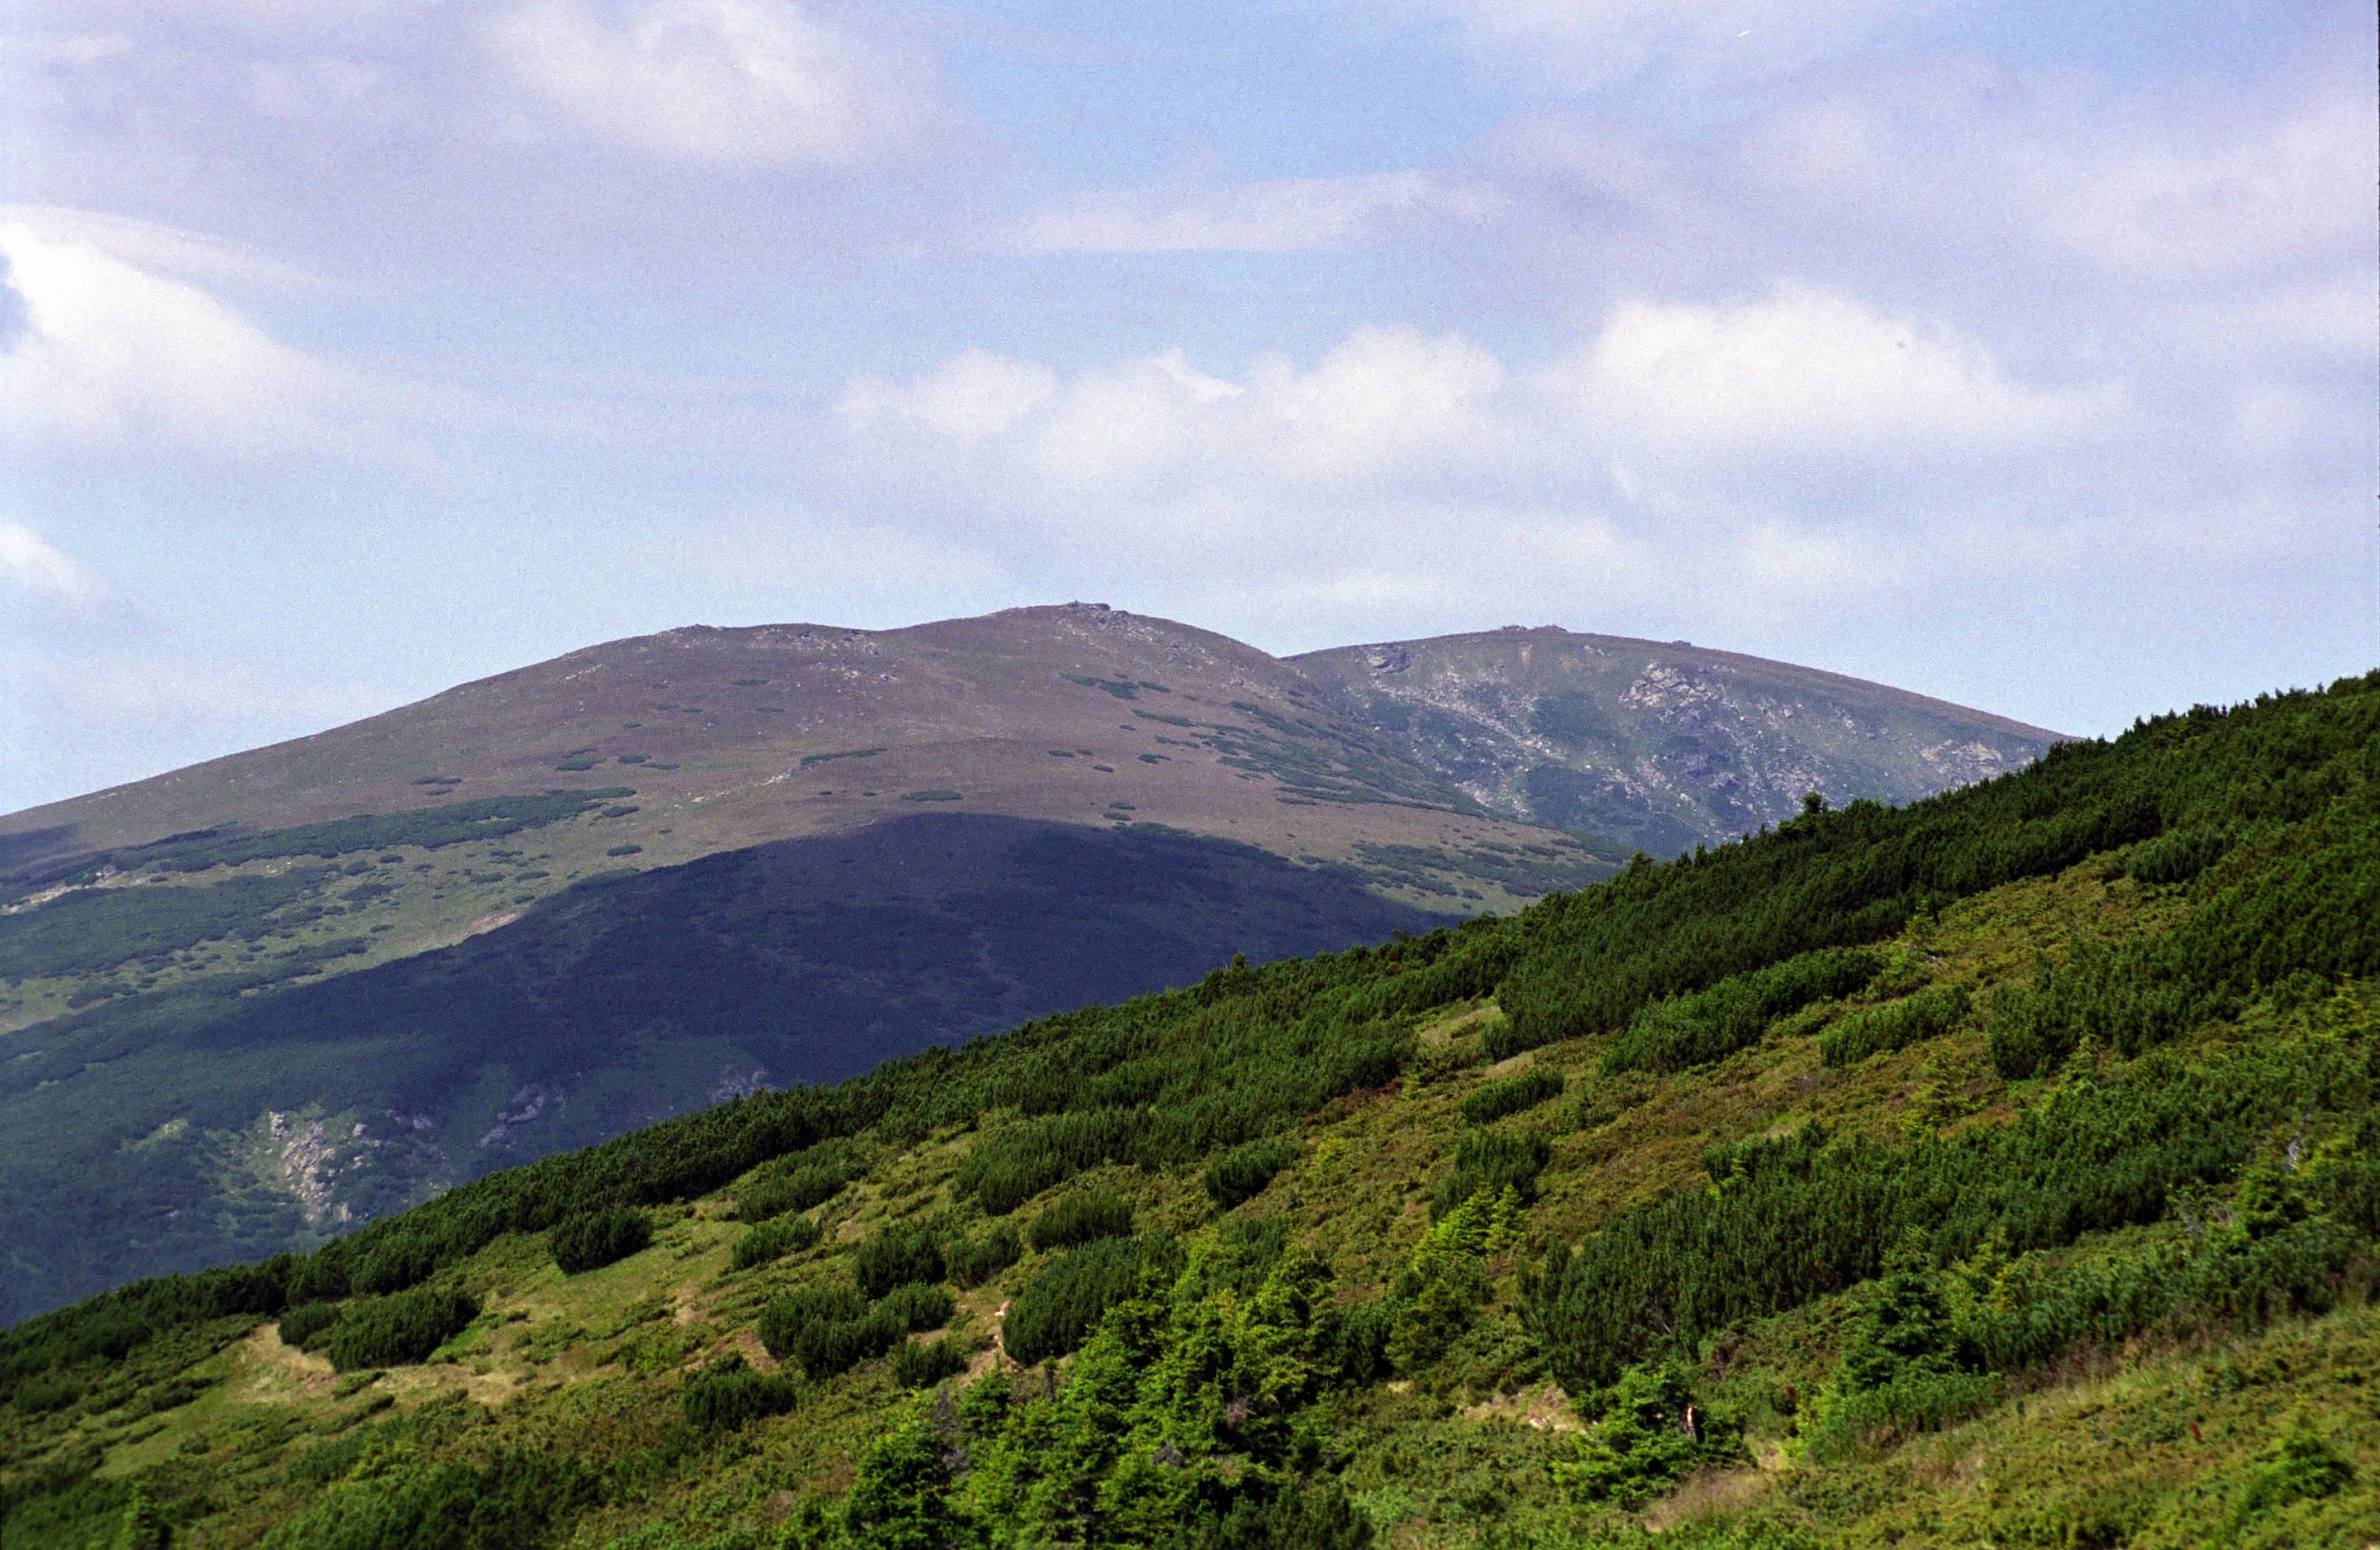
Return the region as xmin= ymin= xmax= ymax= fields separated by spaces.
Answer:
xmin=1294 ymin=626 xmax=2067 ymax=858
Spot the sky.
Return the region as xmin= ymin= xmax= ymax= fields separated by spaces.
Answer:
xmin=0 ymin=0 xmax=2373 ymax=813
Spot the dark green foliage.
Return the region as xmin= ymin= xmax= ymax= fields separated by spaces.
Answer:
xmin=1605 ymin=947 xmax=1881 ymax=1073
xmin=1529 ymin=1032 xmax=2374 ymax=1390
xmin=2129 ymin=825 xmax=2231 ymax=884
xmin=0 ymin=871 xmax=327 ymax=982
xmin=737 ymin=1163 xmax=845 ymax=1220
xmin=729 ymin=1215 xmax=821 ymax=1271
xmin=9 ymin=1373 xmax=78 ymax=1414
xmin=956 ymin=1108 xmax=1141 ymax=1217
xmin=1165 ymin=1479 xmax=1375 ymax=1550
xmin=1561 ymin=1361 xmax=1742 ymax=1510
xmin=1002 ymin=1235 xmax=1176 ymax=1368
xmin=1205 ymin=1138 xmax=1300 ymax=1211
xmin=1819 ymin=985 xmax=1972 ymax=1067
xmin=261 ymin=1446 xmax=600 ymax=1549
xmin=605 ymin=844 xmax=644 ymax=857
xmin=898 ymin=790 xmax=963 ymax=803
xmin=758 ymin=1283 xmax=897 ymax=1380
xmin=947 ymin=1222 xmax=1021 ymax=1288
xmin=854 ymin=1227 xmax=945 ymax=1301
xmin=1459 ymin=1066 xmax=1564 ymax=1126
xmin=683 ymin=1355 xmax=801 ymax=1432
xmin=1028 ymin=1188 xmax=1133 ymax=1251
xmin=277 ymin=1302 xmax=342 ymax=1349
xmin=841 ymin=1416 xmax=984 ymax=1550
xmin=1430 ymin=1130 xmax=1550 ymax=1219
xmin=796 ymin=747 xmax=887 ymax=768
xmin=551 ymin=1206 xmax=652 ymax=1274
xmin=1986 ymin=793 xmax=2379 ymax=1079
xmin=134 ymin=790 xmax=635 ymax=873
xmin=878 ymin=1282 xmax=954 ymax=1333
xmin=322 ymin=1287 xmax=478 ymax=1371
xmin=890 ymin=1337 xmax=969 ymax=1389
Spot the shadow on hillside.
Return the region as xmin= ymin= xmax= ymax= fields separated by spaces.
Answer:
xmin=2 ymin=816 xmax=1455 ymax=1322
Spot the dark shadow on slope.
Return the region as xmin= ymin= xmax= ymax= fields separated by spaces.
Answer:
xmin=0 ymin=815 xmax=1455 ymax=1322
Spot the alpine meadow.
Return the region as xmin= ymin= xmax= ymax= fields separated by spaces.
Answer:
xmin=2 ymin=672 xmax=2373 ymax=1548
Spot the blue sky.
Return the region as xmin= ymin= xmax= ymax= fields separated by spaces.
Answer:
xmin=2 ymin=0 xmax=2373 ymax=812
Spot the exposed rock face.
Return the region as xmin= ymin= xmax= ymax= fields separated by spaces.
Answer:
xmin=1293 ymin=628 xmax=2066 ymax=857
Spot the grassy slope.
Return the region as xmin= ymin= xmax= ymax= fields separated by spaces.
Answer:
xmin=2 ymin=682 xmax=2375 ymax=1549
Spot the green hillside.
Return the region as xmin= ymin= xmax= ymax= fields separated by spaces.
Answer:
xmin=3 ymin=673 xmax=2375 ymax=1549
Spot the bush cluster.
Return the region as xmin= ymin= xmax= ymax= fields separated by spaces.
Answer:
xmin=1028 ymin=1189 xmax=1134 ymax=1252
xmin=1002 ymin=1235 xmax=1177 ymax=1368
xmin=729 ymin=1215 xmax=821 ymax=1272
xmin=1459 ymin=1066 xmax=1564 ymax=1126
xmin=551 ymin=1206 xmax=652 ymax=1275
xmin=683 ymin=1356 xmax=800 ymax=1432
xmin=323 ymin=1287 xmax=478 ymax=1372
xmin=947 ymin=1222 xmax=1021 ymax=1288
xmin=1818 ymin=985 xmax=1972 ymax=1068
xmin=1203 ymin=1138 xmax=1300 ymax=1212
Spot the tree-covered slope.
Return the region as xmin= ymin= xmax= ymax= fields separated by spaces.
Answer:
xmin=2 ymin=673 xmax=2373 ymax=1550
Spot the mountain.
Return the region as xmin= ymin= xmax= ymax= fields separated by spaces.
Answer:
xmin=0 ymin=607 xmax=2053 ymax=1324
xmin=1293 ymin=627 xmax=2067 ymax=858
xmin=0 ymin=606 xmax=1615 ymax=1323
xmin=1 ymin=671 xmax=2371 ymax=1549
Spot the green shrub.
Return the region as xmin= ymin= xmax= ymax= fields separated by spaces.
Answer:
xmin=552 ymin=1206 xmax=652 ymax=1274
xmin=323 ymin=1287 xmax=479 ymax=1371
xmin=1558 ymin=1361 xmax=1742 ymax=1510
xmin=854 ymin=1226 xmax=945 ymax=1300
xmin=1481 ymin=1017 xmax=1544 ymax=1063
xmin=1819 ymin=985 xmax=1972 ymax=1068
xmin=1204 ymin=1138 xmax=1299 ymax=1211
xmin=1003 ymin=1235 xmax=1176 ymax=1368
xmin=898 ymin=790 xmax=963 ymax=803
xmin=277 ymin=1302 xmax=343 ymax=1349
xmin=878 ymin=1281 xmax=954 ymax=1333
xmin=949 ymin=1222 xmax=1021 ymax=1288
xmin=737 ymin=1164 xmax=844 ymax=1221
xmin=757 ymin=1282 xmax=905 ymax=1380
xmin=1460 ymin=1066 xmax=1564 ymax=1126
xmin=1606 ymin=948 xmax=1882 ymax=1073
xmin=10 ymin=1373 xmax=79 ymax=1414
xmin=891 ymin=1337 xmax=970 ymax=1390
xmin=605 ymin=844 xmax=644 ymax=858
xmin=2129 ymin=825 xmax=2231 ymax=884
xmin=1028 ymin=1189 xmax=1134 ymax=1252
xmin=260 ymin=1446 xmax=601 ymax=1548
xmin=729 ymin=1215 xmax=821 ymax=1271
xmin=1167 ymin=1478 xmax=1376 ymax=1549
xmin=1430 ymin=1130 xmax=1551 ymax=1220
xmin=683 ymin=1356 xmax=801 ymax=1432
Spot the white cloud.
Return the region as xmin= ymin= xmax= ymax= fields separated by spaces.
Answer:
xmin=485 ymin=0 xmax=950 ymax=167
xmin=0 ymin=525 xmax=107 ymax=610
xmin=0 ymin=213 xmax=355 ymax=458
xmin=1548 ymin=284 xmax=2113 ymax=459
xmin=840 ymin=288 xmax=2103 ymax=511
xmin=839 ymin=348 xmax=1057 ymax=445
xmin=1006 ymin=170 xmax=1507 ymax=254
